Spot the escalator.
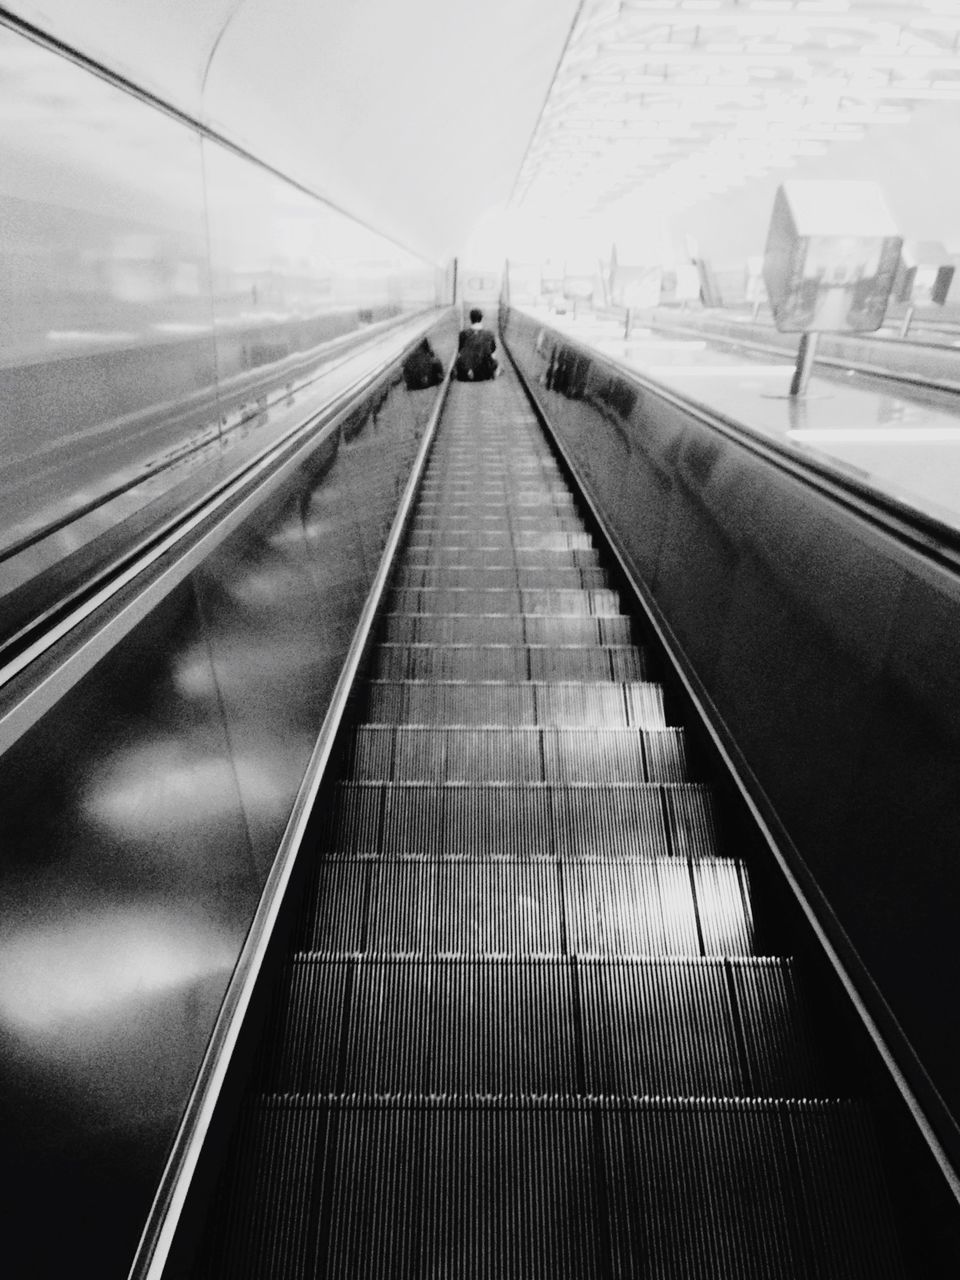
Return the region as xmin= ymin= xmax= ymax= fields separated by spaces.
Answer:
xmin=187 ymin=367 xmax=909 ymax=1277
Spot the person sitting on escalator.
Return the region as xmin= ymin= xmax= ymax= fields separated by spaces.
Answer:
xmin=454 ymin=308 xmax=499 ymax=382
xmin=402 ymin=337 xmax=444 ymax=390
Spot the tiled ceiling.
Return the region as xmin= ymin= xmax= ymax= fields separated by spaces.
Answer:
xmin=512 ymin=0 xmax=960 ymax=223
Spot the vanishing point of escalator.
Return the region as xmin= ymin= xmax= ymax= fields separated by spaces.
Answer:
xmin=192 ymin=369 xmax=907 ymax=1277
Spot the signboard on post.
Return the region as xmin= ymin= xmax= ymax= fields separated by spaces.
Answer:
xmin=763 ymin=181 xmax=901 ymax=335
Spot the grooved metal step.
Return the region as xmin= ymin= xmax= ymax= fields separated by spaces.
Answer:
xmin=371 ymin=643 xmax=647 ymax=681
xmin=381 ymin=613 xmax=633 ymax=645
xmin=358 ymin=680 xmax=666 ymax=728
xmin=400 ymin=547 xmax=602 ymax=568
xmin=385 ymin=587 xmax=623 ymax=616
xmin=290 ymin=856 xmax=753 ymax=958
xmin=406 ymin=530 xmax=595 ymax=550
xmin=394 ymin=565 xmax=609 ymax=589
xmin=197 ymin=1098 xmax=906 ymax=1280
xmin=316 ymin=781 xmax=718 ymax=859
xmin=342 ymin=726 xmax=687 ymax=784
xmin=256 ymin=956 xmax=820 ymax=1099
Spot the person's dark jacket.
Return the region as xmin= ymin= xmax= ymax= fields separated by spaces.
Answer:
xmin=454 ymin=326 xmax=497 ymax=381
xmin=402 ymin=339 xmax=444 ymax=390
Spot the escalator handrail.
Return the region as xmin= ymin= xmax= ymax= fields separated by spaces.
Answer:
xmin=127 ymin=360 xmax=453 ymax=1280
xmin=516 ymin=308 xmax=960 ymax=579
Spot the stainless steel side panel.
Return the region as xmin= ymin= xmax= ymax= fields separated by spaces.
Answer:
xmin=504 ymin=305 xmax=960 ymax=1180
xmin=0 ymin=315 xmax=457 ymax=1277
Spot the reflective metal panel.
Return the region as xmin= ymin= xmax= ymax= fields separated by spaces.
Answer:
xmin=0 ymin=25 xmax=216 ymax=558
xmin=0 ymin=311 xmax=457 ymax=1278
xmin=0 ymin=25 xmax=441 ymax=660
xmin=504 ymin=305 xmax=960 ymax=1177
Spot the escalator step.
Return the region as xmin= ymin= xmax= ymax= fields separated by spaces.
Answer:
xmin=359 ymin=680 xmax=666 ymax=729
xmin=412 ymin=503 xmax=579 ymax=520
xmin=393 ymin=566 xmax=609 ymax=590
xmin=372 ymin=644 xmax=648 ymax=683
xmin=380 ymin=613 xmax=633 ymax=645
xmin=406 ymin=530 xmax=595 ymax=551
xmin=386 ymin=587 xmax=622 ymax=615
xmin=199 ymin=1099 xmax=905 ymax=1280
xmin=291 ymin=857 xmax=749 ymax=958
xmin=400 ymin=547 xmax=602 ymax=569
xmin=343 ymin=726 xmax=686 ymax=785
xmin=260 ymin=957 xmax=814 ymax=1098
xmin=318 ymin=783 xmax=705 ymax=859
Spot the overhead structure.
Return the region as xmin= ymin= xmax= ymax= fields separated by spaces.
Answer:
xmin=511 ymin=0 xmax=960 ymax=228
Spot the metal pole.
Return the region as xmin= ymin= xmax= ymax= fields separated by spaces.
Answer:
xmin=899 ymin=304 xmax=915 ymax=339
xmin=789 ymin=331 xmax=820 ymax=397
xmin=624 ymin=306 xmax=633 ymax=339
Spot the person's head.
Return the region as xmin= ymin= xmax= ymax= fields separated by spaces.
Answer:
xmin=469 ymin=308 xmax=483 ymax=324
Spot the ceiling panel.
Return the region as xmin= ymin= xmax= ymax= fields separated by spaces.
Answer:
xmin=512 ymin=0 xmax=960 ymax=232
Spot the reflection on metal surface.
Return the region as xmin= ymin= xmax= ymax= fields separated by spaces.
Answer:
xmin=83 ymin=741 xmax=262 ymax=835
xmin=0 ymin=21 xmax=439 ymax=656
xmin=507 ymin=303 xmax=960 ymax=1209
xmin=0 ymin=907 xmax=235 ymax=1032
xmin=528 ymin=303 xmax=960 ymax=534
xmin=0 ymin=309 xmax=458 ymax=1278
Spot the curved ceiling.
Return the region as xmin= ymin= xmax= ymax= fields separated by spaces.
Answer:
xmin=5 ymin=0 xmax=960 ymax=265
xmin=4 ymin=0 xmax=581 ymax=259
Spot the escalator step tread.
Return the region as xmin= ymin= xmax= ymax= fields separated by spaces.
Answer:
xmin=399 ymin=547 xmax=603 ymax=568
xmin=256 ymin=956 xmax=817 ymax=1099
xmin=197 ymin=1099 xmax=906 ymax=1280
xmin=359 ymin=680 xmax=665 ymax=727
xmin=371 ymin=643 xmax=649 ymax=683
xmin=405 ymin=530 xmax=596 ymax=550
xmin=381 ymin=613 xmax=632 ymax=645
xmin=290 ymin=857 xmax=752 ymax=958
xmin=394 ymin=566 xmax=610 ymax=589
xmin=342 ymin=726 xmax=686 ymax=784
xmin=316 ymin=782 xmax=716 ymax=859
